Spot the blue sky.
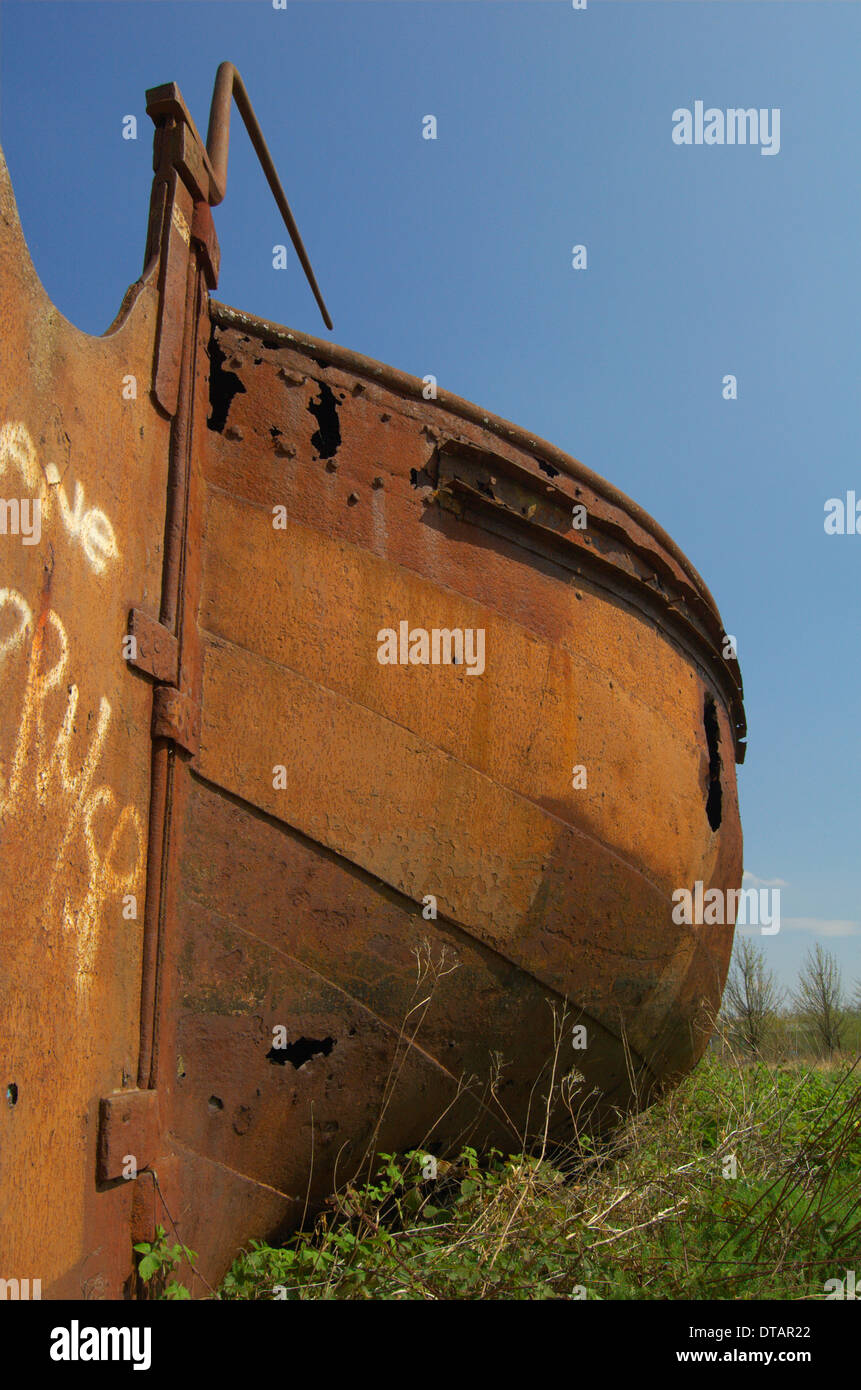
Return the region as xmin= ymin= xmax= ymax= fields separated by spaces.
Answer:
xmin=1 ymin=0 xmax=858 ymax=997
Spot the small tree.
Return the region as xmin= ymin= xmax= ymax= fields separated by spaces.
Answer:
xmin=723 ymin=937 xmax=783 ymax=1055
xmin=791 ymin=944 xmax=846 ymax=1058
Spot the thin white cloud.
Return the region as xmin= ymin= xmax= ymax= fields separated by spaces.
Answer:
xmin=782 ymin=917 xmax=861 ymax=938
xmin=742 ymin=871 xmax=789 ymax=888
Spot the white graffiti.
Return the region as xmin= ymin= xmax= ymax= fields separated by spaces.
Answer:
xmin=0 ymin=588 xmax=144 ymax=995
xmin=0 ymin=420 xmax=118 ymax=572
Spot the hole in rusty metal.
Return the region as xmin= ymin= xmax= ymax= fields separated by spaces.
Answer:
xmin=410 ymin=464 xmax=435 ymax=489
xmin=208 ymin=1095 xmax=224 ymax=1111
xmin=538 ymin=460 xmax=559 ymax=478
xmin=6 ymin=1083 xmax=18 ymax=1106
xmin=266 ymin=1036 xmax=335 ymax=1070
xmin=207 ymin=328 xmax=246 ymax=433
xmin=308 ymin=381 xmax=341 ymax=459
xmin=704 ymin=694 xmax=723 ymax=832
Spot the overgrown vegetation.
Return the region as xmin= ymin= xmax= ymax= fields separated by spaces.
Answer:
xmin=138 ymin=941 xmax=860 ymax=1301
xmin=212 ymin=1049 xmax=860 ymax=1301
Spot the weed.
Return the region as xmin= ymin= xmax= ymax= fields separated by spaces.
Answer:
xmin=134 ymin=1224 xmax=198 ymax=1300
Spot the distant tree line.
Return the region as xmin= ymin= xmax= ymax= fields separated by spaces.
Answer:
xmin=717 ymin=939 xmax=861 ymax=1060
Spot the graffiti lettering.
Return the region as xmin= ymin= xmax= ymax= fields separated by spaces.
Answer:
xmin=0 ymin=421 xmax=118 ymax=572
xmin=0 ymin=589 xmax=144 ymax=994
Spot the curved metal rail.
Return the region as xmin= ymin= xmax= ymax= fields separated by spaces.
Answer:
xmin=203 ymin=62 xmax=332 ymax=330
xmin=146 ymin=63 xmax=332 ymax=329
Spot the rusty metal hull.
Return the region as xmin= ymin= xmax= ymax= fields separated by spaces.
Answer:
xmin=160 ymin=305 xmax=744 ymax=1276
xmin=0 ymin=76 xmax=744 ymax=1297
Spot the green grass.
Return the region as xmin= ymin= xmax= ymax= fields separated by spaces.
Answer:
xmin=212 ymin=1053 xmax=861 ymax=1301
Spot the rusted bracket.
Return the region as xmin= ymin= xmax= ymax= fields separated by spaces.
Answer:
xmin=97 ymin=1090 xmax=160 ymax=1183
xmin=127 ymin=608 xmax=179 ymax=685
xmin=152 ymin=685 xmax=201 ymax=758
xmin=191 ymin=201 xmax=220 ymax=291
xmin=146 ymin=88 xmax=215 ymax=205
xmin=126 ymin=609 xmax=200 ymax=755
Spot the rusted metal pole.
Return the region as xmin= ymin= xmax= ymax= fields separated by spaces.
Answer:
xmin=137 ymin=219 xmax=201 ymax=1091
xmin=205 ymin=61 xmax=333 ymax=330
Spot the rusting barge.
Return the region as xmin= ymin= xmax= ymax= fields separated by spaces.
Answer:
xmin=0 ymin=66 xmax=744 ymax=1297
